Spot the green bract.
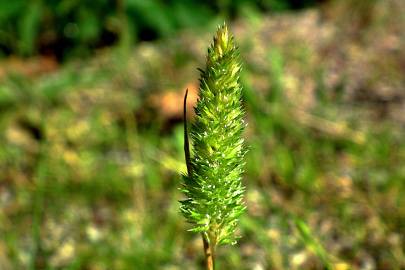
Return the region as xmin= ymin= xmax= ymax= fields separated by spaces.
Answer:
xmin=181 ymin=24 xmax=246 ymax=246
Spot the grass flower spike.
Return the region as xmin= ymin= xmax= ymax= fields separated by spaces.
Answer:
xmin=181 ymin=24 xmax=246 ymax=269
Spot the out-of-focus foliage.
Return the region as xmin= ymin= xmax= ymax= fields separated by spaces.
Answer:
xmin=0 ymin=0 xmax=404 ymax=269
xmin=0 ymin=0 xmax=318 ymax=59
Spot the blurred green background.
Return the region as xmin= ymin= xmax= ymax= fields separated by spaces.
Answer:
xmin=0 ymin=0 xmax=404 ymax=269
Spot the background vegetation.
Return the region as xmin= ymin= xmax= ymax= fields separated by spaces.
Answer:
xmin=0 ymin=0 xmax=318 ymax=59
xmin=0 ymin=0 xmax=404 ymax=269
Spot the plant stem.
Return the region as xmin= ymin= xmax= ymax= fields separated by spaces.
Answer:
xmin=202 ymin=233 xmax=215 ymax=270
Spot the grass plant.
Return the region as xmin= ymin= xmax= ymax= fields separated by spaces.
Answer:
xmin=180 ymin=24 xmax=246 ymax=270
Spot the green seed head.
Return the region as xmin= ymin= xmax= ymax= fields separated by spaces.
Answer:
xmin=181 ymin=24 xmax=246 ymax=246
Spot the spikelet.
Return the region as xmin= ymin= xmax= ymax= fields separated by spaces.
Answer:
xmin=181 ymin=24 xmax=246 ymax=246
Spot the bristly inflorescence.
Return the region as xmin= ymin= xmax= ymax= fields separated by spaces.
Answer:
xmin=181 ymin=24 xmax=246 ymax=246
